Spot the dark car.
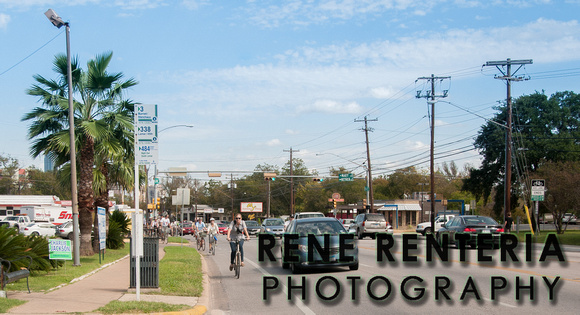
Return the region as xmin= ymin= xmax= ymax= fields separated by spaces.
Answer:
xmin=245 ymin=220 xmax=261 ymax=236
xmin=281 ymin=217 xmax=358 ymax=274
xmin=260 ymin=218 xmax=285 ymax=238
xmin=436 ymin=215 xmax=504 ymax=249
xmin=181 ymin=222 xmax=194 ymax=235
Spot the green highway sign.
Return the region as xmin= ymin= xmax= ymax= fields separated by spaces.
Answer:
xmin=339 ymin=173 xmax=354 ymax=182
xmin=531 ymin=195 xmax=544 ymax=201
xmin=154 ymin=178 xmax=159 ymax=184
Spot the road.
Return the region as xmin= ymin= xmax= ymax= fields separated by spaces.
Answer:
xmin=194 ymin=233 xmax=580 ymax=314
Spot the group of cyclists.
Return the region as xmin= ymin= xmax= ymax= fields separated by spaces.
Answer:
xmin=191 ymin=215 xmax=251 ymax=271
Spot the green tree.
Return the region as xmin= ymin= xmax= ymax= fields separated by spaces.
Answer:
xmin=463 ymin=91 xmax=580 ymax=217
xmin=0 ymin=154 xmax=21 ymax=195
xmin=534 ymin=161 xmax=580 ymax=234
xmin=23 ymin=52 xmax=137 ymax=256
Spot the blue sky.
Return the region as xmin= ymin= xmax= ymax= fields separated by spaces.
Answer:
xmin=1 ymin=0 xmax=580 ymax=182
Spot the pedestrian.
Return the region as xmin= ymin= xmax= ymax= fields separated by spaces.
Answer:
xmin=504 ymin=213 xmax=513 ymax=233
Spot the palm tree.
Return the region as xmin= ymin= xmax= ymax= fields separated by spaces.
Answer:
xmin=23 ymin=52 xmax=137 ymax=256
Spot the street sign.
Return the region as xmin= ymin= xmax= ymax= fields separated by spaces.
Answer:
xmin=339 ymin=173 xmax=354 ymax=182
xmin=531 ymin=179 xmax=545 ymax=201
xmin=97 ymin=206 xmax=106 ymax=250
xmin=332 ymin=193 xmax=341 ymax=199
xmin=135 ymin=104 xmax=158 ymax=165
xmin=154 ymin=178 xmax=159 ymax=184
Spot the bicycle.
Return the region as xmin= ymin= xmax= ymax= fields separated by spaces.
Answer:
xmin=209 ymin=234 xmax=217 ymax=255
xmin=231 ymin=239 xmax=247 ymax=279
xmin=197 ymin=231 xmax=206 ymax=251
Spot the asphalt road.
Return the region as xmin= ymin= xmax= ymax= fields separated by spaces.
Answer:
xmin=196 ymin=233 xmax=580 ymax=315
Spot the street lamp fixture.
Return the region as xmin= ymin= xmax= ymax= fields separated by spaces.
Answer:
xmin=45 ymin=8 xmax=80 ymax=266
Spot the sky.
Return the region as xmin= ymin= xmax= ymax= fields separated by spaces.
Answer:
xmin=1 ymin=0 xmax=580 ymax=183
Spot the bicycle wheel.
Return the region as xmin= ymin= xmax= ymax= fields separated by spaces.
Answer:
xmin=212 ymin=243 xmax=216 ymax=255
xmin=235 ymin=250 xmax=241 ymax=278
xmin=201 ymin=239 xmax=206 ymax=251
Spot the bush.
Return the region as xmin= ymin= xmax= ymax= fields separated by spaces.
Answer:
xmin=0 ymin=226 xmax=60 ymax=273
xmin=106 ymin=210 xmax=131 ymax=249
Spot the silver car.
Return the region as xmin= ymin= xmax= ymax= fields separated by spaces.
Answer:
xmin=353 ymin=213 xmax=391 ymax=239
xmin=55 ymin=220 xmax=75 ymax=239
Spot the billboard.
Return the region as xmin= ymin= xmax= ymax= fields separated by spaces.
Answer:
xmin=240 ymin=202 xmax=263 ymax=212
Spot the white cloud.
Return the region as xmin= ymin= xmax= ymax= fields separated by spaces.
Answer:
xmin=265 ymin=139 xmax=281 ymax=146
xmin=0 ymin=13 xmax=10 ymax=29
xmin=297 ymin=100 xmax=363 ymax=114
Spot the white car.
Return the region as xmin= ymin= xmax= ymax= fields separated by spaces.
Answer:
xmin=21 ymin=222 xmax=57 ymax=237
xmin=563 ymin=213 xmax=577 ymax=225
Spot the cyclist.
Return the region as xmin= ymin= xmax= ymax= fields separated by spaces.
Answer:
xmin=207 ymin=218 xmax=219 ymax=253
xmin=161 ymin=215 xmax=170 ymax=239
xmin=227 ymin=214 xmax=250 ymax=270
xmin=195 ymin=218 xmax=207 ymax=248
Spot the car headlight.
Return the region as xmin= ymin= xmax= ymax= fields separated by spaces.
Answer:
xmin=266 ymin=228 xmax=271 ymax=232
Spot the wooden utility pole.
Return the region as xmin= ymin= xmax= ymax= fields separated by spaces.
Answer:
xmin=484 ymin=59 xmax=532 ymax=224
xmin=284 ymin=148 xmax=299 ymax=216
xmin=354 ymin=117 xmax=377 ymax=213
xmin=416 ymin=74 xmax=450 ymax=233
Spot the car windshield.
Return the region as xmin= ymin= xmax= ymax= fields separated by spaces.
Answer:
xmin=366 ymin=214 xmax=385 ymax=221
xmin=246 ymin=221 xmax=259 ymax=227
xmin=265 ymin=219 xmax=284 ymax=226
xmin=295 ymin=221 xmax=346 ymax=236
xmin=4 ymin=216 xmax=18 ymax=221
xmin=218 ymin=223 xmax=227 ymax=228
xmin=183 ymin=223 xmax=192 ymax=228
xmin=463 ymin=217 xmax=498 ymax=225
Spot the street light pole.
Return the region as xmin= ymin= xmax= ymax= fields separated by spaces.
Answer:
xmin=154 ymin=124 xmax=194 ymax=220
xmin=45 ymin=9 xmax=80 ymax=266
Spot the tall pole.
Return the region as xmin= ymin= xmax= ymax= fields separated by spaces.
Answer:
xmin=484 ymin=59 xmax=532 ymax=224
xmin=65 ymin=22 xmax=80 ymax=266
xmin=45 ymin=9 xmax=79 ymax=265
xmin=416 ymin=74 xmax=450 ymax=233
xmin=284 ymin=148 xmax=299 ymax=216
xmin=355 ymin=117 xmax=377 ymax=213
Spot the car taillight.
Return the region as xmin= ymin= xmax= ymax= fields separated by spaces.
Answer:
xmin=497 ymin=228 xmax=504 ymax=232
xmin=464 ymin=228 xmax=476 ymax=232
xmin=362 ymin=221 xmax=365 ymax=227
xmin=24 ymin=227 xmax=29 ymax=231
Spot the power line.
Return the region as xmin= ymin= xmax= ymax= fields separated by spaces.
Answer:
xmin=0 ymin=31 xmax=64 ymax=77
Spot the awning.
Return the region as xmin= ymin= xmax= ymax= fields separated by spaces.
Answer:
xmin=377 ymin=204 xmax=421 ymax=211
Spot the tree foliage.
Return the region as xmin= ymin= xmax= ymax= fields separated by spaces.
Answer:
xmin=463 ymin=91 xmax=580 ymax=218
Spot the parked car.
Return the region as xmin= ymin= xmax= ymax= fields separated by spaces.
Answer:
xmin=294 ymin=212 xmax=325 ymax=219
xmin=340 ymin=218 xmax=354 ymax=230
xmin=563 ymin=213 xmax=577 ymax=225
xmin=352 ymin=213 xmax=391 ymax=239
xmin=260 ymin=218 xmax=285 ymax=238
xmin=181 ymin=222 xmax=194 ymax=235
xmin=218 ymin=223 xmax=228 ymax=235
xmin=56 ymin=220 xmax=75 ymax=239
xmin=281 ymin=217 xmax=358 ymax=274
xmin=22 ymin=222 xmax=56 ymax=237
xmin=245 ymin=220 xmax=262 ymax=236
xmin=436 ymin=215 xmax=504 ymax=248
xmin=416 ymin=214 xmax=455 ymax=235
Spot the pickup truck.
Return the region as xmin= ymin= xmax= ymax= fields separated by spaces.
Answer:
xmin=0 ymin=215 xmax=32 ymax=232
xmin=415 ymin=214 xmax=455 ymax=235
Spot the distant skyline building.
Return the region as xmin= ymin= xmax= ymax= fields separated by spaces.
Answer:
xmin=44 ymin=153 xmax=55 ymax=172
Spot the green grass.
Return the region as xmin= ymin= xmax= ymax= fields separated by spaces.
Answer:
xmin=94 ymin=301 xmax=191 ymax=314
xmin=514 ymin=230 xmax=580 ymax=246
xmin=0 ymin=298 xmax=27 ymax=313
xmin=157 ymin=245 xmax=202 ymax=296
xmin=167 ymin=236 xmax=189 ymax=244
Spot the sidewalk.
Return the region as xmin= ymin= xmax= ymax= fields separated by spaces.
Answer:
xmin=5 ymin=243 xmax=209 ymax=315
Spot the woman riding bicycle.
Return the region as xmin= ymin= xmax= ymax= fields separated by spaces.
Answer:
xmin=227 ymin=214 xmax=250 ymax=270
xmin=207 ymin=218 xmax=219 ymax=253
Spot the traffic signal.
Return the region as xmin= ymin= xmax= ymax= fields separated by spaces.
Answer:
xmin=313 ymin=178 xmax=324 ymax=182
xmin=264 ymin=172 xmax=277 ymax=181
xmin=156 ymin=197 xmax=160 ymax=209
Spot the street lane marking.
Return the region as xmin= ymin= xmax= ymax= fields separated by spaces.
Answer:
xmin=246 ymin=258 xmax=316 ymax=315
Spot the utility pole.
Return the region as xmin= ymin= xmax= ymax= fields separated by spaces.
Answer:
xmin=484 ymin=59 xmax=532 ymax=224
xmin=354 ymin=117 xmax=377 ymax=213
xmin=284 ymin=148 xmax=299 ymax=216
xmin=416 ymin=74 xmax=450 ymax=234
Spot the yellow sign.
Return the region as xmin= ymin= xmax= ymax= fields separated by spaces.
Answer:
xmin=248 ymin=214 xmax=255 ymax=220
